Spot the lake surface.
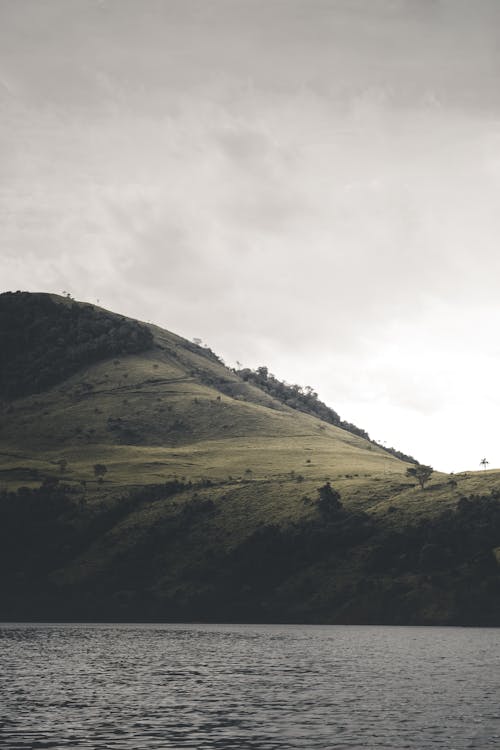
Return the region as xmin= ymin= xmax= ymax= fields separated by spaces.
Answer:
xmin=0 ymin=623 xmax=499 ymax=749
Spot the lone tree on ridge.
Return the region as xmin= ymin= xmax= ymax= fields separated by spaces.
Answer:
xmin=406 ymin=464 xmax=433 ymax=490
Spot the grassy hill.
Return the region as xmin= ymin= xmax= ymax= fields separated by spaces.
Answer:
xmin=1 ymin=292 xmax=499 ymax=625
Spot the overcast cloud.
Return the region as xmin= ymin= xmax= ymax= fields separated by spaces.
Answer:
xmin=2 ymin=0 xmax=500 ymax=471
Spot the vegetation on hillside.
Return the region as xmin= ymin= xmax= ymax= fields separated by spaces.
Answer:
xmin=0 ymin=292 xmax=153 ymax=399
xmin=1 ymin=291 xmax=498 ymax=626
xmin=1 ymin=480 xmax=499 ymax=625
xmin=236 ymin=366 xmax=417 ymax=463
xmin=406 ymin=464 xmax=434 ymax=489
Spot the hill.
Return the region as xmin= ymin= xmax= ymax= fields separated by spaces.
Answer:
xmin=1 ymin=291 xmax=499 ymax=625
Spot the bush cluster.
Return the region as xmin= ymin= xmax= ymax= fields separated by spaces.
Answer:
xmin=0 ymin=292 xmax=154 ymax=398
xmin=236 ymin=365 xmax=417 ymax=462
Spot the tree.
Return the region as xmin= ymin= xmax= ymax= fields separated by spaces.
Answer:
xmin=56 ymin=458 xmax=68 ymax=473
xmin=93 ymin=463 xmax=107 ymax=482
xmin=480 ymin=458 xmax=489 ymax=471
xmin=317 ymin=482 xmax=342 ymax=517
xmin=406 ymin=464 xmax=433 ymax=490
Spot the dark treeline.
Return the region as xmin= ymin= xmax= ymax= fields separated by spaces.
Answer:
xmin=1 ymin=480 xmax=499 ymax=625
xmin=0 ymin=479 xmax=193 ymax=606
xmin=0 ymin=292 xmax=154 ymax=398
xmin=369 ymin=493 xmax=500 ymax=578
xmin=236 ymin=366 xmax=417 ymax=464
xmin=187 ymin=491 xmax=500 ymax=625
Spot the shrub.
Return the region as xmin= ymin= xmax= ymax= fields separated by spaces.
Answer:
xmin=317 ymin=482 xmax=342 ymax=517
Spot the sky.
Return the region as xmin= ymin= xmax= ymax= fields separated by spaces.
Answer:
xmin=2 ymin=0 xmax=500 ymax=473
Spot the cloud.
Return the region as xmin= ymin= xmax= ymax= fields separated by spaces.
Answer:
xmin=2 ymin=0 xmax=500 ymax=470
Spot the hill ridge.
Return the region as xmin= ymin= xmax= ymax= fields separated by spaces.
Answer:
xmin=1 ymin=290 xmax=499 ymax=625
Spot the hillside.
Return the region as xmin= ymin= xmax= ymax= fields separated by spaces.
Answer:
xmin=1 ymin=292 xmax=499 ymax=625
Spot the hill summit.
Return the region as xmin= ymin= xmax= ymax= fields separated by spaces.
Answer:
xmin=1 ymin=291 xmax=499 ymax=625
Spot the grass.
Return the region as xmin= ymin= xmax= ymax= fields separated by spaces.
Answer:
xmin=2 ymin=295 xmax=500 ymax=624
xmin=1 ymin=323 xmax=498 ymax=528
xmin=0 ymin=319 xmax=408 ymax=495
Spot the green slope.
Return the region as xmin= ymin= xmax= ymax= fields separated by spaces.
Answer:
xmin=1 ymin=292 xmax=499 ymax=625
xmin=0 ymin=292 xmax=409 ymax=491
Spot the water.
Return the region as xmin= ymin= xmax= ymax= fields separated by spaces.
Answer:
xmin=0 ymin=623 xmax=499 ymax=749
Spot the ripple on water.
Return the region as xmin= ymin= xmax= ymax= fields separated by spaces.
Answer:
xmin=0 ymin=623 xmax=499 ymax=749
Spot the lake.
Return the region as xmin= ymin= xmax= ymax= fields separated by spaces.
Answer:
xmin=0 ymin=623 xmax=499 ymax=748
